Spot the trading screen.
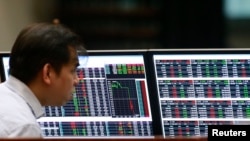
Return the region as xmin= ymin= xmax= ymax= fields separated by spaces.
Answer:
xmin=37 ymin=54 xmax=153 ymax=138
xmin=152 ymin=51 xmax=250 ymax=138
xmin=1 ymin=56 xmax=9 ymax=81
xmin=1 ymin=53 xmax=153 ymax=138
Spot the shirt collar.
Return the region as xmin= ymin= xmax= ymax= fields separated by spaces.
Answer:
xmin=5 ymin=75 xmax=44 ymax=118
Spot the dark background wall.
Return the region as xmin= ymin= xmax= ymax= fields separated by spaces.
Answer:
xmin=55 ymin=0 xmax=226 ymax=50
xmin=161 ymin=0 xmax=225 ymax=49
xmin=1 ymin=0 xmax=250 ymax=51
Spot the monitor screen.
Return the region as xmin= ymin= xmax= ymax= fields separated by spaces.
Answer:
xmin=1 ymin=56 xmax=9 ymax=81
xmin=149 ymin=49 xmax=250 ymax=138
xmin=0 ymin=52 xmax=11 ymax=82
xmin=0 ymin=50 xmax=153 ymax=138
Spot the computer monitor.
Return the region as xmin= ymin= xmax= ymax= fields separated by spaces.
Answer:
xmin=0 ymin=50 xmax=154 ymax=138
xmin=0 ymin=52 xmax=10 ymax=82
xmin=148 ymin=48 xmax=250 ymax=138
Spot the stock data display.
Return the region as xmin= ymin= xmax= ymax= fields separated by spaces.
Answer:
xmin=38 ymin=55 xmax=153 ymax=138
xmin=153 ymin=54 xmax=250 ymax=138
xmin=39 ymin=121 xmax=151 ymax=137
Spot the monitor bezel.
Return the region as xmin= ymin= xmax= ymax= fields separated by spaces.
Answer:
xmin=0 ymin=52 xmax=10 ymax=82
xmin=147 ymin=48 xmax=250 ymax=137
xmin=0 ymin=49 xmax=161 ymax=137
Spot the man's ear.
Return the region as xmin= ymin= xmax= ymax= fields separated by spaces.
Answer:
xmin=42 ymin=63 xmax=52 ymax=85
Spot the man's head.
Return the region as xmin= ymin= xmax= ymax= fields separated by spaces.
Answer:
xmin=9 ymin=22 xmax=87 ymax=106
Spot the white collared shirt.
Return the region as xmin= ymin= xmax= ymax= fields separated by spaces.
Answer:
xmin=0 ymin=75 xmax=44 ymax=138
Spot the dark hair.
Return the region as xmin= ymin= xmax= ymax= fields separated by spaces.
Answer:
xmin=9 ymin=22 xmax=86 ymax=84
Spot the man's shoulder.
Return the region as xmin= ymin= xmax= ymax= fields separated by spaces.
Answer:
xmin=0 ymin=113 xmax=42 ymax=137
xmin=0 ymin=85 xmax=36 ymax=123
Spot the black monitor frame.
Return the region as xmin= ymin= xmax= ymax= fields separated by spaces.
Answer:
xmin=147 ymin=48 xmax=250 ymax=138
xmin=0 ymin=52 xmax=10 ymax=82
xmin=0 ymin=49 xmax=160 ymax=138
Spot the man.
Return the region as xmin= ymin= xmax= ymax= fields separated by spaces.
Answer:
xmin=0 ymin=22 xmax=87 ymax=137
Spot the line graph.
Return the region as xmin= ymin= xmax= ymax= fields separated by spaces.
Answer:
xmin=108 ymin=80 xmax=140 ymax=117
